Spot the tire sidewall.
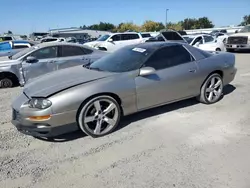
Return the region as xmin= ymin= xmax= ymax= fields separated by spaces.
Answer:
xmin=0 ymin=78 xmax=13 ymax=88
xmin=77 ymin=95 xmax=121 ymax=138
xmin=201 ymin=73 xmax=223 ymax=104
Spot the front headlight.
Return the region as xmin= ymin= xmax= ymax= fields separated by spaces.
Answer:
xmin=28 ymin=98 xmax=52 ymax=109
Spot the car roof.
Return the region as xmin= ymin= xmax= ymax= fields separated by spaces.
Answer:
xmin=126 ymin=41 xmax=186 ymax=51
xmin=34 ymin=42 xmax=96 ymax=50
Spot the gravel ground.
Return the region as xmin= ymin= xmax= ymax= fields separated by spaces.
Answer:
xmin=0 ymin=53 xmax=250 ymax=188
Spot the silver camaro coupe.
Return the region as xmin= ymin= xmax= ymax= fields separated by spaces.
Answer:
xmin=11 ymin=42 xmax=237 ymax=138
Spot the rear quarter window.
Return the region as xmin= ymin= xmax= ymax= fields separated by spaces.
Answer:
xmin=161 ymin=32 xmax=184 ymax=41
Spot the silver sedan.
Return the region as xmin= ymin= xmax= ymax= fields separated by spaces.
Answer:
xmin=11 ymin=42 xmax=237 ymax=138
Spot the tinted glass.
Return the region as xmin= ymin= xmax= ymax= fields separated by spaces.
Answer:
xmin=30 ymin=46 xmax=58 ymax=59
xmin=141 ymin=33 xmax=151 ymax=38
xmin=89 ymin=46 xmax=153 ymax=72
xmin=97 ymin=35 xmax=110 ymax=41
xmin=161 ymin=32 xmax=184 ymax=40
xmin=193 ymin=36 xmax=203 ymax=44
xmin=61 ymin=46 xmax=85 ymax=57
xmin=0 ymin=37 xmax=12 ymax=42
xmin=144 ymin=45 xmax=192 ymax=70
xmin=204 ymin=35 xmax=214 ymax=43
xmin=111 ymin=35 xmax=121 ymax=41
xmin=121 ymin=34 xmax=139 ymax=40
xmin=82 ymin=47 xmax=93 ymax=54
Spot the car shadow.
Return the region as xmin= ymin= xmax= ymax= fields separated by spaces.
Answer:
xmin=232 ymin=50 xmax=250 ymax=54
xmin=36 ymin=84 xmax=236 ymax=143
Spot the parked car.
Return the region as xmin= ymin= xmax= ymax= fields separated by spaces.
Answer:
xmin=210 ymin=29 xmax=227 ymax=35
xmin=0 ymin=42 xmax=107 ymax=88
xmin=40 ymin=37 xmax=66 ymax=43
xmin=183 ymin=34 xmax=225 ymax=51
xmin=11 ymin=42 xmax=237 ymax=138
xmin=145 ymin=30 xmax=187 ymax=43
xmin=83 ymin=32 xmax=147 ymax=52
xmin=212 ymin=32 xmax=229 ymax=43
xmin=0 ymin=35 xmax=23 ymax=42
xmin=225 ymin=24 xmax=250 ymax=52
xmin=0 ymin=40 xmax=37 ymax=57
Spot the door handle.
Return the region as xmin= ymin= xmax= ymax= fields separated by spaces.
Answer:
xmin=189 ymin=69 xmax=197 ymax=73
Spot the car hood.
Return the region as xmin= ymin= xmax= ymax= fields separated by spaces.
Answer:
xmin=0 ymin=57 xmax=19 ymax=66
xmin=229 ymin=32 xmax=250 ymax=37
xmin=84 ymin=41 xmax=104 ymax=47
xmin=23 ymin=65 xmax=116 ymax=98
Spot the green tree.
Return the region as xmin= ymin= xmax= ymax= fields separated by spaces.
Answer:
xmin=87 ymin=22 xmax=115 ymax=31
xmin=141 ymin=20 xmax=165 ymax=32
xmin=181 ymin=17 xmax=214 ymax=30
xmin=195 ymin=17 xmax=214 ymax=29
xmin=167 ymin=22 xmax=183 ymax=31
xmin=240 ymin=15 xmax=250 ymax=26
xmin=116 ymin=22 xmax=140 ymax=32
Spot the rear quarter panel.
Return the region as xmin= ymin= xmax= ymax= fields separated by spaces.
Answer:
xmin=196 ymin=52 xmax=236 ymax=87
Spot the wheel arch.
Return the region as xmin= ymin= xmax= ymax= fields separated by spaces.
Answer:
xmin=76 ymin=92 xmax=123 ymax=119
xmin=200 ymin=70 xmax=223 ymax=90
xmin=0 ymin=71 xmax=19 ymax=86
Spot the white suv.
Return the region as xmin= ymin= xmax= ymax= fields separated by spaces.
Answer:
xmin=84 ymin=32 xmax=150 ymax=52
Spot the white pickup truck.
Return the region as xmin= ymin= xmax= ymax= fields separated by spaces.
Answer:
xmin=225 ymin=25 xmax=250 ymax=52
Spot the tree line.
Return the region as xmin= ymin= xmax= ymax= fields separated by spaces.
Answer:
xmin=80 ymin=15 xmax=250 ymax=32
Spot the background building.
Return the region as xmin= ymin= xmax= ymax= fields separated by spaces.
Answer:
xmin=48 ymin=27 xmax=111 ymax=40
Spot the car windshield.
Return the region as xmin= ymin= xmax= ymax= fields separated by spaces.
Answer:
xmin=183 ymin=37 xmax=194 ymax=44
xmin=97 ymin=35 xmax=110 ymax=41
xmin=89 ymin=46 xmax=153 ymax=72
xmin=10 ymin=46 xmax=37 ymax=60
xmin=239 ymin=26 xmax=250 ymax=33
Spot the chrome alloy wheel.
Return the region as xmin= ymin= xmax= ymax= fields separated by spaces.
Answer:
xmin=205 ymin=76 xmax=223 ymax=103
xmin=78 ymin=96 xmax=120 ymax=137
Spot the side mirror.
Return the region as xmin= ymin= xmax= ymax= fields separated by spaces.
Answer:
xmin=26 ymin=56 xmax=38 ymax=63
xmin=139 ymin=67 xmax=156 ymax=76
xmin=107 ymin=38 xmax=113 ymax=42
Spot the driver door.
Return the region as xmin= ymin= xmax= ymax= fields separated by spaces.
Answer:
xmin=135 ymin=45 xmax=199 ymax=110
xmin=21 ymin=46 xmax=58 ymax=83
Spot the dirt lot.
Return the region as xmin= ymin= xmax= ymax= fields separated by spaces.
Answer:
xmin=1 ymin=53 xmax=250 ymax=188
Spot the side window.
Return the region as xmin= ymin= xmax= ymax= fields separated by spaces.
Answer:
xmin=121 ymin=34 xmax=139 ymax=41
xmin=144 ymin=45 xmax=193 ymax=70
xmin=82 ymin=47 xmax=93 ymax=54
xmin=30 ymin=46 xmax=58 ymax=59
xmin=204 ymin=35 xmax=214 ymax=43
xmin=60 ymin=46 xmax=86 ymax=57
xmin=161 ymin=32 xmax=184 ymax=40
xmin=111 ymin=34 xmax=121 ymax=41
xmin=193 ymin=36 xmax=203 ymax=45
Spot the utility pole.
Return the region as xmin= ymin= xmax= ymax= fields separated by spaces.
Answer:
xmin=165 ymin=9 xmax=169 ymax=30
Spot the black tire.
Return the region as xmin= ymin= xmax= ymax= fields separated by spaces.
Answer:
xmin=77 ymin=95 xmax=121 ymax=138
xmin=226 ymin=49 xmax=234 ymax=53
xmin=197 ymin=73 xmax=223 ymax=104
xmin=215 ymin=48 xmax=221 ymax=51
xmin=0 ymin=78 xmax=13 ymax=88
